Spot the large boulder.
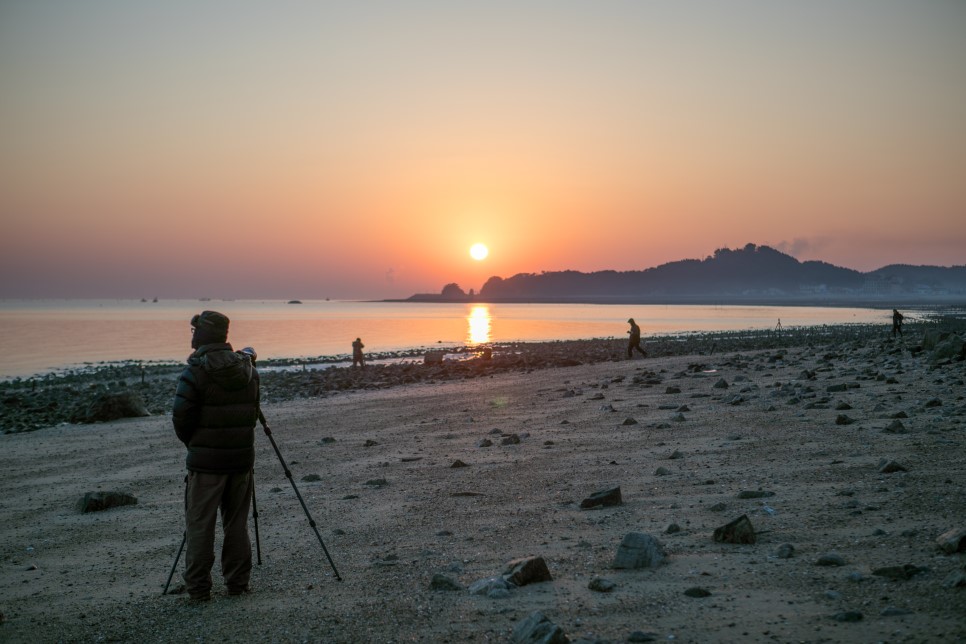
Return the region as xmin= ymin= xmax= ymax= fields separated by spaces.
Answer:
xmin=503 ymin=556 xmax=553 ymax=586
xmin=713 ymin=514 xmax=757 ymax=544
xmin=73 ymin=391 xmax=150 ymax=423
xmin=936 ymin=527 xmax=966 ymax=554
xmin=580 ymin=486 xmax=622 ymax=509
xmin=930 ymin=334 xmax=965 ymax=365
xmin=611 ymin=532 xmax=666 ymax=569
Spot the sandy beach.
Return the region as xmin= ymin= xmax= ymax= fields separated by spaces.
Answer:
xmin=1 ymin=324 xmax=965 ymax=643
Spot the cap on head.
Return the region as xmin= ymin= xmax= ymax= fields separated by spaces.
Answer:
xmin=191 ymin=310 xmax=229 ymax=344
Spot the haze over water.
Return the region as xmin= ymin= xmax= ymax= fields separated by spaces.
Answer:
xmin=0 ymin=300 xmax=897 ymax=379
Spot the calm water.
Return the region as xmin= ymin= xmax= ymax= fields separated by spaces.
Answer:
xmin=0 ymin=299 xmax=895 ymax=379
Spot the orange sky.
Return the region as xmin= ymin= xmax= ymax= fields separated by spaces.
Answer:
xmin=1 ymin=1 xmax=964 ymax=299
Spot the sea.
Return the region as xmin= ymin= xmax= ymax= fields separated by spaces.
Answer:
xmin=0 ymin=299 xmax=904 ymax=380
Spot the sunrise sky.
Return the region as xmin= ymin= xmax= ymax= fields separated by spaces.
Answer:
xmin=1 ymin=1 xmax=964 ymax=299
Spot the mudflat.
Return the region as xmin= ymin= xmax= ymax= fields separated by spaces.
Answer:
xmin=1 ymin=330 xmax=964 ymax=642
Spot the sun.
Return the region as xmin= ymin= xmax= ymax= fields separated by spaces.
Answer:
xmin=469 ymin=243 xmax=489 ymax=261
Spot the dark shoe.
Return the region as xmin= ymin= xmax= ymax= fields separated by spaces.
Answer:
xmin=188 ymin=592 xmax=211 ymax=602
xmin=227 ymin=585 xmax=251 ymax=596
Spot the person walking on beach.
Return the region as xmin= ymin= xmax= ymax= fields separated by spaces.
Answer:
xmin=352 ymin=337 xmax=366 ymax=367
xmin=172 ymin=311 xmax=260 ymax=602
xmin=892 ymin=309 xmax=904 ymax=338
xmin=626 ymin=318 xmax=647 ymax=358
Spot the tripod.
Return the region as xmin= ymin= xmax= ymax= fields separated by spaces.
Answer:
xmin=163 ymin=409 xmax=342 ymax=595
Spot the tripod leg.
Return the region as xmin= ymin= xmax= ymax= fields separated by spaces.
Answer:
xmin=258 ymin=410 xmax=343 ymax=581
xmin=162 ymin=532 xmax=186 ymax=595
xmin=251 ymin=470 xmax=262 ymax=566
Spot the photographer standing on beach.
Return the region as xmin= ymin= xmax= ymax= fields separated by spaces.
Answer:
xmin=172 ymin=311 xmax=260 ymax=601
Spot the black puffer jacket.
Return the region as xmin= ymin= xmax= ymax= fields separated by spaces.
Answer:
xmin=172 ymin=343 xmax=260 ymax=474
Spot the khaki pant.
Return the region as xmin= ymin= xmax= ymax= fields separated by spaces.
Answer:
xmin=183 ymin=470 xmax=253 ymax=597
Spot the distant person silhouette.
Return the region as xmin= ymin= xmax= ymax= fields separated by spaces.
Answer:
xmin=352 ymin=337 xmax=366 ymax=367
xmin=892 ymin=309 xmax=904 ymax=338
xmin=626 ymin=318 xmax=646 ymax=358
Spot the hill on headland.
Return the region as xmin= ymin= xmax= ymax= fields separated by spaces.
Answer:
xmin=405 ymin=243 xmax=966 ymax=305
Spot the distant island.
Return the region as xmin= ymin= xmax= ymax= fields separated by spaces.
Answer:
xmin=400 ymin=243 xmax=966 ymax=306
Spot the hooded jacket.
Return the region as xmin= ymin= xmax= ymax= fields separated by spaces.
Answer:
xmin=172 ymin=343 xmax=260 ymax=473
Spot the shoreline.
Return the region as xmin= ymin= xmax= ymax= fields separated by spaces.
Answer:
xmin=2 ymin=318 xmax=964 ymax=435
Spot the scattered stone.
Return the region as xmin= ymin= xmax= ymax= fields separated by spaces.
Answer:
xmin=503 ymin=556 xmax=553 ymax=586
xmin=827 ymin=383 xmax=848 ymax=393
xmin=775 ymin=543 xmax=795 ymax=559
xmin=501 ymin=433 xmax=521 ymax=445
xmin=477 ymin=438 xmax=493 ymax=448
xmin=942 ymin=571 xmax=966 ymax=588
xmin=713 ymin=515 xmax=756 ymax=544
xmin=872 ymin=564 xmax=926 ymax=581
xmin=589 ymin=393 xmax=605 ymax=400
xmin=882 ymin=420 xmax=907 ymax=434
xmin=77 ymin=491 xmax=137 ymax=513
xmin=936 ymin=527 xmax=966 ymax=554
xmin=365 ymin=478 xmax=388 ymax=487
xmin=429 ymin=574 xmax=463 ymax=591
xmin=510 ymin=611 xmax=568 ymax=644
xmin=580 ymin=486 xmax=623 ymax=509
xmin=587 ymin=577 xmax=616 ymax=592
xmin=880 ymin=606 xmax=913 ymax=617
xmin=665 ymin=386 xmax=681 ymax=394
xmin=736 ymin=490 xmax=774 ymax=499
xmin=621 ymin=417 xmax=638 ymax=426
xmin=301 ymin=474 xmax=322 ymax=482
xmin=709 ymin=502 xmax=727 ymax=512
xmin=468 ymin=576 xmax=512 ymax=597
xmin=713 ymin=378 xmax=729 ymax=389
xmin=627 ymin=632 xmax=660 ymax=642
xmin=665 ymin=523 xmax=681 ymax=534
xmin=835 ymin=402 xmax=852 ymax=410
xmin=612 ymin=532 xmax=667 ymax=569
xmin=450 ymin=459 xmax=469 ymax=468
xmin=668 ymin=450 xmax=684 ymax=460
xmin=816 ymin=553 xmax=847 ymax=567
xmin=831 ymin=611 xmax=863 ymax=622
xmin=923 ymin=397 xmax=943 ymax=408
xmin=878 ymin=460 xmax=908 ymax=474
xmin=363 ymin=439 xmax=379 ymax=447
xmin=835 ymin=414 xmax=856 ymax=425
xmin=654 ymin=467 xmax=671 ymax=476
xmin=684 ymin=586 xmax=711 ymax=597
xmin=319 ymin=437 xmax=336 ymax=444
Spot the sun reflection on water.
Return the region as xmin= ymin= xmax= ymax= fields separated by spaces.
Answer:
xmin=467 ymin=305 xmax=491 ymax=345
